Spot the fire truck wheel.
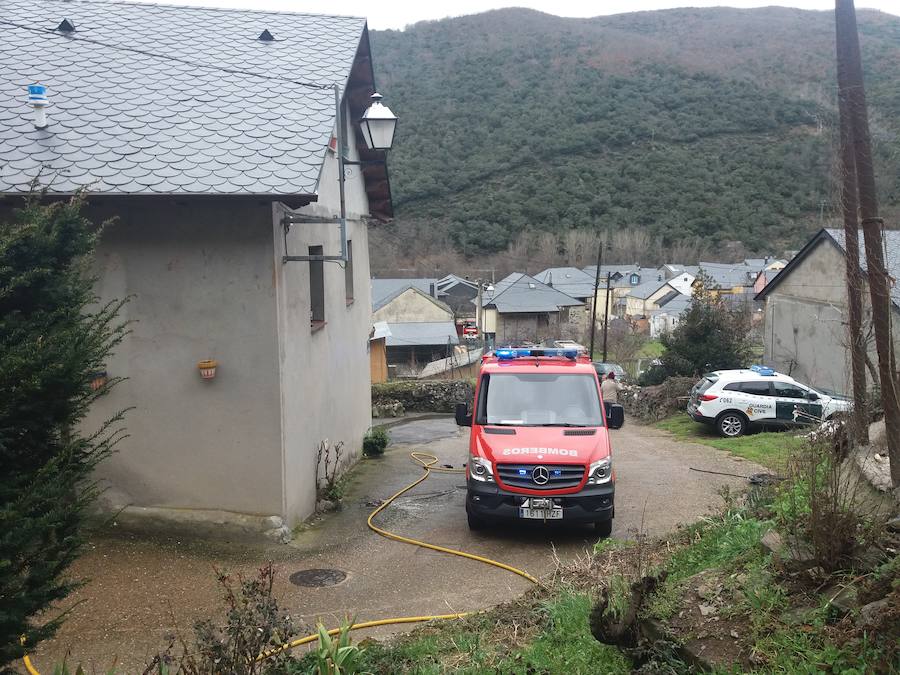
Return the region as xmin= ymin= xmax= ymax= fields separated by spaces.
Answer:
xmin=466 ymin=510 xmax=486 ymax=531
xmin=594 ymin=519 xmax=613 ymax=537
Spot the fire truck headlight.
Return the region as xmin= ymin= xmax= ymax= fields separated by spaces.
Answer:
xmin=588 ymin=458 xmax=612 ymax=484
xmin=469 ymin=456 xmax=494 ymax=482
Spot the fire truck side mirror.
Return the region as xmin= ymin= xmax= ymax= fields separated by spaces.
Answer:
xmin=455 ymin=402 xmax=472 ymax=427
xmin=607 ymin=404 xmax=625 ymax=430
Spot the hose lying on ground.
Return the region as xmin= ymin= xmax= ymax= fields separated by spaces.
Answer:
xmin=259 ymin=450 xmax=539 ymax=660
xmin=24 ymin=451 xmax=539 ymax=671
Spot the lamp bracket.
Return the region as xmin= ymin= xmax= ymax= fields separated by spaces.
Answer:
xmin=281 ymin=216 xmax=347 ymax=265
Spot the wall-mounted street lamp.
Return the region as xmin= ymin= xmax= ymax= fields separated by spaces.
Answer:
xmin=358 ymin=93 xmax=398 ymax=152
xmin=282 ymin=89 xmax=398 ymax=263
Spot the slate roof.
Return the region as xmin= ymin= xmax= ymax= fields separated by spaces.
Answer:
xmin=654 ymin=293 xmax=691 ymax=314
xmin=533 ymin=267 xmax=596 ymax=299
xmin=437 ymin=274 xmax=478 ymax=292
xmin=583 ymin=265 xmax=660 ymax=289
xmin=385 ymin=322 xmax=458 ymax=347
xmin=627 ymin=278 xmax=670 ymax=300
xmin=760 ymin=228 xmax=900 ymax=310
xmin=371 ymin=278 xmax=442 ymax=311
xmin=0 ymin=0 xmax=367 ymax=196
xmin=483 ymin=273 xmax=583 ymax=313
xmin=698 ymin=262 xmax=756 ymax=289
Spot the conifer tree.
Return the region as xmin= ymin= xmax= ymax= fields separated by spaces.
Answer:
xmin=0 ymin=195 xmax=128 ymax=665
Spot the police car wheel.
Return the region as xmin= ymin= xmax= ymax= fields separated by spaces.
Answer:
xmin=717 ymin=412 xmax=747 ymax=438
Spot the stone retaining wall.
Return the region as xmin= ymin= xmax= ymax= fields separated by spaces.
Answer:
xmin=372 ymin=379 xmax=475 ymax=417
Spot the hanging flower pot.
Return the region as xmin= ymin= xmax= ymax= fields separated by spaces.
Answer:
xmin=89 ymin=370 xmax=108 ymax=391
xmin=198 ymin=359 xmax=218 ymax=380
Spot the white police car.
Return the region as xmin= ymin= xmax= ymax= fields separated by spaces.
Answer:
xmin=687 ymin=366 xmax=852 ymax=437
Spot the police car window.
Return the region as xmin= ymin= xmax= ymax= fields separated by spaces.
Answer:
xmin=740 ymin=381 xmax=771 ymax=396
xmin=774 ymin=382 xmax=806 ymax=399
xmin=694 ymin=377 xmax=718 ymax=395
xmin=477 ymin=373 xmax=604 ymax=427
xmin=723 ymin=383 xmax=742 ymax=391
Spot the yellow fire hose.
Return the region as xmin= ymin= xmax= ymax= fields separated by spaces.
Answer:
xmin=23 ymin=451 xmax=539 ymax=671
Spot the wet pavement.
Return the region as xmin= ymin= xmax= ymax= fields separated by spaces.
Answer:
xmin=32 ymin=417 xmax=765 ymax=672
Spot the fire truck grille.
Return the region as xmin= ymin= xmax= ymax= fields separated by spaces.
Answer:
xmin=496 ymin=464 xmax=585 ymax=490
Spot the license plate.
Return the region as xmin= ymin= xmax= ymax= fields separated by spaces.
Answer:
xmin=519 ymin=507 xmax=563 ymax=520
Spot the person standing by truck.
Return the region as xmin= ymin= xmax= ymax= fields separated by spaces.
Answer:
xmin=601 ymin=371 xmax=623 ymax=405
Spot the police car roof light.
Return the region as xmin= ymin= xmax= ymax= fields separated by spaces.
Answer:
xmin=750 ymin=364 xmax=775 ymax=376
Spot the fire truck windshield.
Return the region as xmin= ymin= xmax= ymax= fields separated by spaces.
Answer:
xmin=476 ymin=373 xmax=604 ymax=427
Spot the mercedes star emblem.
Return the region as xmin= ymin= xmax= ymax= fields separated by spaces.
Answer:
xmin=532 ymin=465 xmax=549 ymax=485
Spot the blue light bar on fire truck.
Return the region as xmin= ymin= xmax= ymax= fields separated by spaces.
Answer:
xmin=494 ymin=348 xmax=578 ymax=360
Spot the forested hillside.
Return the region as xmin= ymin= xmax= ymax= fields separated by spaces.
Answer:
xmin=369 ymin=7 xmax=900 ymax=264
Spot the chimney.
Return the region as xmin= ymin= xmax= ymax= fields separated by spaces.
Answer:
xmin=27 ymin=83 xmax=49 ymax=129
xmin=429 ymin=282 xmax=436 ymax=297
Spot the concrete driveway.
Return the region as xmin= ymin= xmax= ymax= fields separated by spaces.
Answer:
xmin=32 ymin=417 xmax=765 ymax=672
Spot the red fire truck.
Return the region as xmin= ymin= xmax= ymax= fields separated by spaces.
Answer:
xmin=455 ymin=348 xmax=623 ymax=536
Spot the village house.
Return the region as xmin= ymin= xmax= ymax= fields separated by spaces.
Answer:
xmin=436 ymin=273 xmax=479 ymax=317
xmin=0 ymin=0 xmax=395 ymax=537
xmin=371 ymin=279 xmax=458 ymax=376
xmin=478 ymin=273 xmax=583 ymax=347
xmin=756 ymin=228 xmax=900 ymax=395
xmin=624 ymin=276 xmax=690 ymax=319
xmin=534 ymin=266 xmax=597 ymax=333
xmin=648 ymin=293 xmax=691 ymax=337
xmin=583 ymin=264 xmax=660 ymax=317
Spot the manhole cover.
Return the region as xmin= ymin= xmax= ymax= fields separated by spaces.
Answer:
xmin=289 ymin=568 xmax=347 ymax=587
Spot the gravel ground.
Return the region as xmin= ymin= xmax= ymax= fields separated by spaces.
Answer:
xmin=29 ymin=417 xmax=765 ymax=673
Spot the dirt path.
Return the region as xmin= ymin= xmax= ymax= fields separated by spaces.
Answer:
xmin=30 ymin=417 xmax=765 ymax=673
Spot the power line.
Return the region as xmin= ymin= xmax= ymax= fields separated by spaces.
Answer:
xmin=1 ymin=19 xmax=334 ymax=91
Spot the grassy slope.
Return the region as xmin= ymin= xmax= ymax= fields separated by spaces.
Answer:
xmin=371 ymin=7 xmax=900 ymax=257
xmin=655 ymin=413 xmax=796 ymax=470
xmin=287 ymin=592 xmax=631 ymax=674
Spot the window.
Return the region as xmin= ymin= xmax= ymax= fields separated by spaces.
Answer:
xmin=630 ymin=273 xmax=639 ymax=285
xmin=774 ymin=382 xmax=807 ymax=399
xmin=344 ymin=240 xmax=354 ymax=304
xmin=692 ymin=376 xmax=718 ymax=397
xmin=739 ymin=381 xmax=772 ymax=396
xmin=309 ymin=245 xmax=324 ymax=327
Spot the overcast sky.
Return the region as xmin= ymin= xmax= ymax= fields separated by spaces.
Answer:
xmin=148 ymin=0 xmax=899 ymax=29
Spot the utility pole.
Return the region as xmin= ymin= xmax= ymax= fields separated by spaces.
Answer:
xmin=602 ymin=271 xmax=612 ymax=362
xmin=835 ymin=7 xmax=868 ymax=445
xmin=589 ymin=243 xmax=604 ymax=359
xmin=836 ymin=0 xmax=900 ymax=485
xmin=476 ymin=280 xmax=485 ymax=354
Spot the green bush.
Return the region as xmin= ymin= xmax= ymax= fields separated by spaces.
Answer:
xmin=637 ymin=364 xmax=668 ymax=386
xmin=363 ymin=427 xmax=389 ymax=457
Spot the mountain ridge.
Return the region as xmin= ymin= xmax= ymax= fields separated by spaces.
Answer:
xmin=369 ymin=6 xmax=900 ymax=264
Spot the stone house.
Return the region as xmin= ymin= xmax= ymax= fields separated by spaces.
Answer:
xmin=478 ymin=273 xmax=583 ymax=347
xmin=756 ymin=228 xmax=900 ymax=395
xmin=0 ymin=0 xmax=393 ymax=536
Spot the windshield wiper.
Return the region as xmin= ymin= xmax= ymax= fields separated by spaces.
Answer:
xmin=528 ymin=423 xmax=592 ymax=427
